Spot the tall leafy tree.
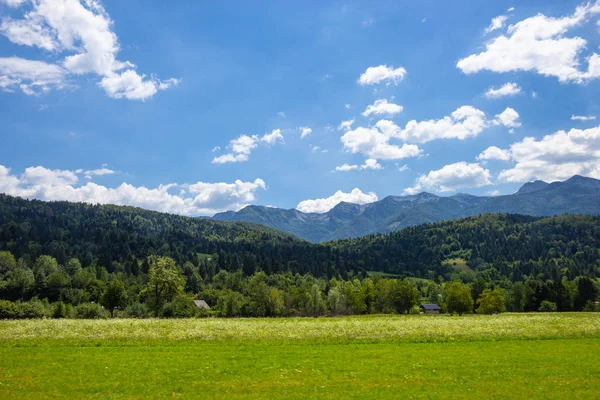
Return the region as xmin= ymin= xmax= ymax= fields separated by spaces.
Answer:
xmin=443 ymin=281 xmax=474 ymax=315
xmin=101 ymin=279 xmax=128 ymax=317
xmin=146 ymin=256 xmax=185 ymax=316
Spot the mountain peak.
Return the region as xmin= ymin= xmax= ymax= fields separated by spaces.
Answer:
xmin=564 ymin=175 xmax=600 ymax=187
xmin=516 ymin=180 xmax=549 ymax=194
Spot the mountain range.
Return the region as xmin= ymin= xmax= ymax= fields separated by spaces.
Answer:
xmin=214 ymin=175 xmax=600 ymax=242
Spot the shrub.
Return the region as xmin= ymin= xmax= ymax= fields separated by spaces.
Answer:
xmin=0 ymin=300 xmax=18 ymax=319
xmin=477 ymin=288 xmax=506 ymax=314
xmin=124 ymin=302 xmax=151 ymax=318
xmin=18 ymin=300 xmax=47 ymax=319
xmin=583 ymin=300 xmax=599 ymax=312
xmin=539 ymin=300 xmax=558 ymax=312
xmin=51 ymin=301 xmax=73 ymax=318
xmin=74 ymin=303 xmax=107 ymax=319
xmin=161 ymin=296 xmax=197 ymax=318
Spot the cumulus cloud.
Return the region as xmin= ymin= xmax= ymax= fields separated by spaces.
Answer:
xmin=571 ymin=114 xmax=596 ymax=121
xmin=362 ymin=99 xmax=404 ymax=117
xmin=0 ymin=0 xmax=27 ymax=6
xmin=212 ymin=129 xmax=284 ymax=164
xmin=296 ymin=188 xmax=378 ymax=213
xmin=494 ymin=107 xmax=521 ymax=128
xmin=477 ymin=146 xmax=511 ymax=161
xmin=457 ymin=2 xmax=600 ymax=83
xmin=0 ymin=164 xmax=266 ymax=216
xmin=340 ymin=106 xmax=519 ymax=160
xmin=0 ymin=0 xmax=178 ymax=99
xmin=338 ymin=118 xmax=355 ymax=131
xmin=335 ymin=158 xmax=383 ymax=172
xmin=358 ymin=65 xmax=407 ymax=85
xmin=212 ymin=154 xmax=249 ymax=164
xmin=484 ymin=82 xmax=522 ymax=98
xmin=404 ymin=162 xmax=492 ymax=194
xmin=300 ymin=127 xmax=312 ymax=139
xmin=0 ymin=56 xmax=68 ymax=95
xmin=484 ymin=15 xmax=509 ymax=34
xmin=498 ymin=124 xmax=600 ymax=182
xmin=341 ymin=121 xmax=422 ymax=160
xmin=398 ymin=106 xmax=489 ymax=143
xmin=83 ymin=167 xmax=116 ymax=179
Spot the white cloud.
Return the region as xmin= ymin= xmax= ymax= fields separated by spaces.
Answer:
xmin=212 ymin=154 xmax=249 ymax=164
xmin=83 ymin=167 xmax=116 ymax=179
xmin=0 ymin=0 xmax=178 ymax=99
xmin=211 ymin=146 xmax=221 ymax=152
xmin=212 ymin=130 xmax=283 ymax=164
xmin=231 ymin=135 xmax=258 ymax=155
xmin=487 ymin=190 xmax=501 ymax=196
xmin=344 ymin=104 xmax=351 ymax=109
xmin=457 ymin=2 xmax=600 ymax=83
xmin=341 ymin=105 xmax=519 ymax=160
xmin=21 ymin=166 xmax=79 ymax=186
xmin=335 ymin=158 xmax=382 ymax=172
xmin=0 ymin=164 xmax=266 ymax=216
xmin=100 ymin=70 xmax=158 ymax=100
xmin=0 ymin=17 xmax=56 ymax=51
xmin=477 ymin=146 xmax=511 ymax=161
xmin=296 ymin=188 xmax=378 ymax=213
xmin=399 ymin=106 xmax=489 ymax=143
xmin=494 ymin=107 xmax=521 ymax=128
xmin=0 ymin=56 xmax=68 ymax=95
xmin=485 ymin=15 xmax=509 ymax=34
xmin=362 ymin=99 xmax=404 ymax=117
xmin=338 ymin=118 xmax=355 ymax=131
xmin=571 ymin=114 xmax=596 ymax=121
xmin=498 ymin=124 xmax=600 ymax=182
xmin=277 ymin=111 xmax=286 ymax=118
xmin=311 ymin=145 xmax=321 ymax=153
xmin=404 ymin=162 xmax=492 ymax=194
xmin=341 ymin=121 xmax=422 ymax=160
xmin=484 ymin=82 xmax=522 ymax=98
xmin=358 ymin=65 xmax=407 ymax=85
xmin=397 ymin=164 xmax=408 ymax=172
xmin=260 ymin=129 xmax=284 ymax=145
xmin=300 ymin=127 xmax=312 ymax=139
xmin=0 ymin=0 xmax=26 ymax=7
xmin=335 ymin=164 xmax=359 ymax=172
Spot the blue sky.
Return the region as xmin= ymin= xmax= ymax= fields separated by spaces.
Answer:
xmin=1 ymin=0 xmax=599 ymax=215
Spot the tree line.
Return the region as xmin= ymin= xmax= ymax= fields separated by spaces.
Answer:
xmin=0 ymin=252 xmax=598 ymax=319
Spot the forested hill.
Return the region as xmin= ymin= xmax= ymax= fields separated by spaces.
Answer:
xmin=0 ymin=194 xmax=317 ymax=275
xmin=1 ymin=194 xmax=600 ymax=282
xmin=330 ymin=214 xmax=600 ymax=281
xmin=214 ymin=175 xmax=600 ymax=242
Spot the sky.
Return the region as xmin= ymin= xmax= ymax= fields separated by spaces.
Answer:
xmin=1 ymin=0 xmax=599 ymax=215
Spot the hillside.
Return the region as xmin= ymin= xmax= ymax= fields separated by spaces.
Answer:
xmin=214 ymin=175 xmax=600 ymax=242
xmin=1 ymin=194 xmax=599 ymax=283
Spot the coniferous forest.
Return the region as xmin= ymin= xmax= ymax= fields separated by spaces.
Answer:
xmin=1 ymin=194 xmax=599 ymax=318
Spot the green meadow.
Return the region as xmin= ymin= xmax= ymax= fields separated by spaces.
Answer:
xmin=1 ymin=314 xmax=600 ymax=399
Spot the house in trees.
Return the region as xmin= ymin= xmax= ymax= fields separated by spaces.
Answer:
xmin=420 ymin=304 xmax=441 ymax=314
xmin=193 ymin=300 xmax=211 ymax=310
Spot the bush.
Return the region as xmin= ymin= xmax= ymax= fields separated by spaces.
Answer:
xmin=583 ymin=300 xmax=599 ymax=312
xmin=17 ymin=300 xmax=47 ymax=319
xmin=74 ymin=303 xmax=107 ymax=319
xmin=0 ymin=300 xmax=18 ymax=319
xmin=51 ymin=301 xmax=73 ymax=318
xmin=124 ymin=302 xmax=151 ymax=318
xmin=161 ymin=296 xmax=197 ymax=318
xmin=539 ymin=300 xmax=558 ymax=312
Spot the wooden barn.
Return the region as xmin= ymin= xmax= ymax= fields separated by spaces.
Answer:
xmin=420 ymin=304 xmax=441 ymax=314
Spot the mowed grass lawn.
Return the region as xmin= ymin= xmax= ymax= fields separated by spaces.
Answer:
xmin=1 ymin=314 xmax=600 ymax=399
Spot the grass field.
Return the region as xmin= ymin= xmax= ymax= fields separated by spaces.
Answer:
xmin=1 ymin=314 xmax=600 ymax=399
